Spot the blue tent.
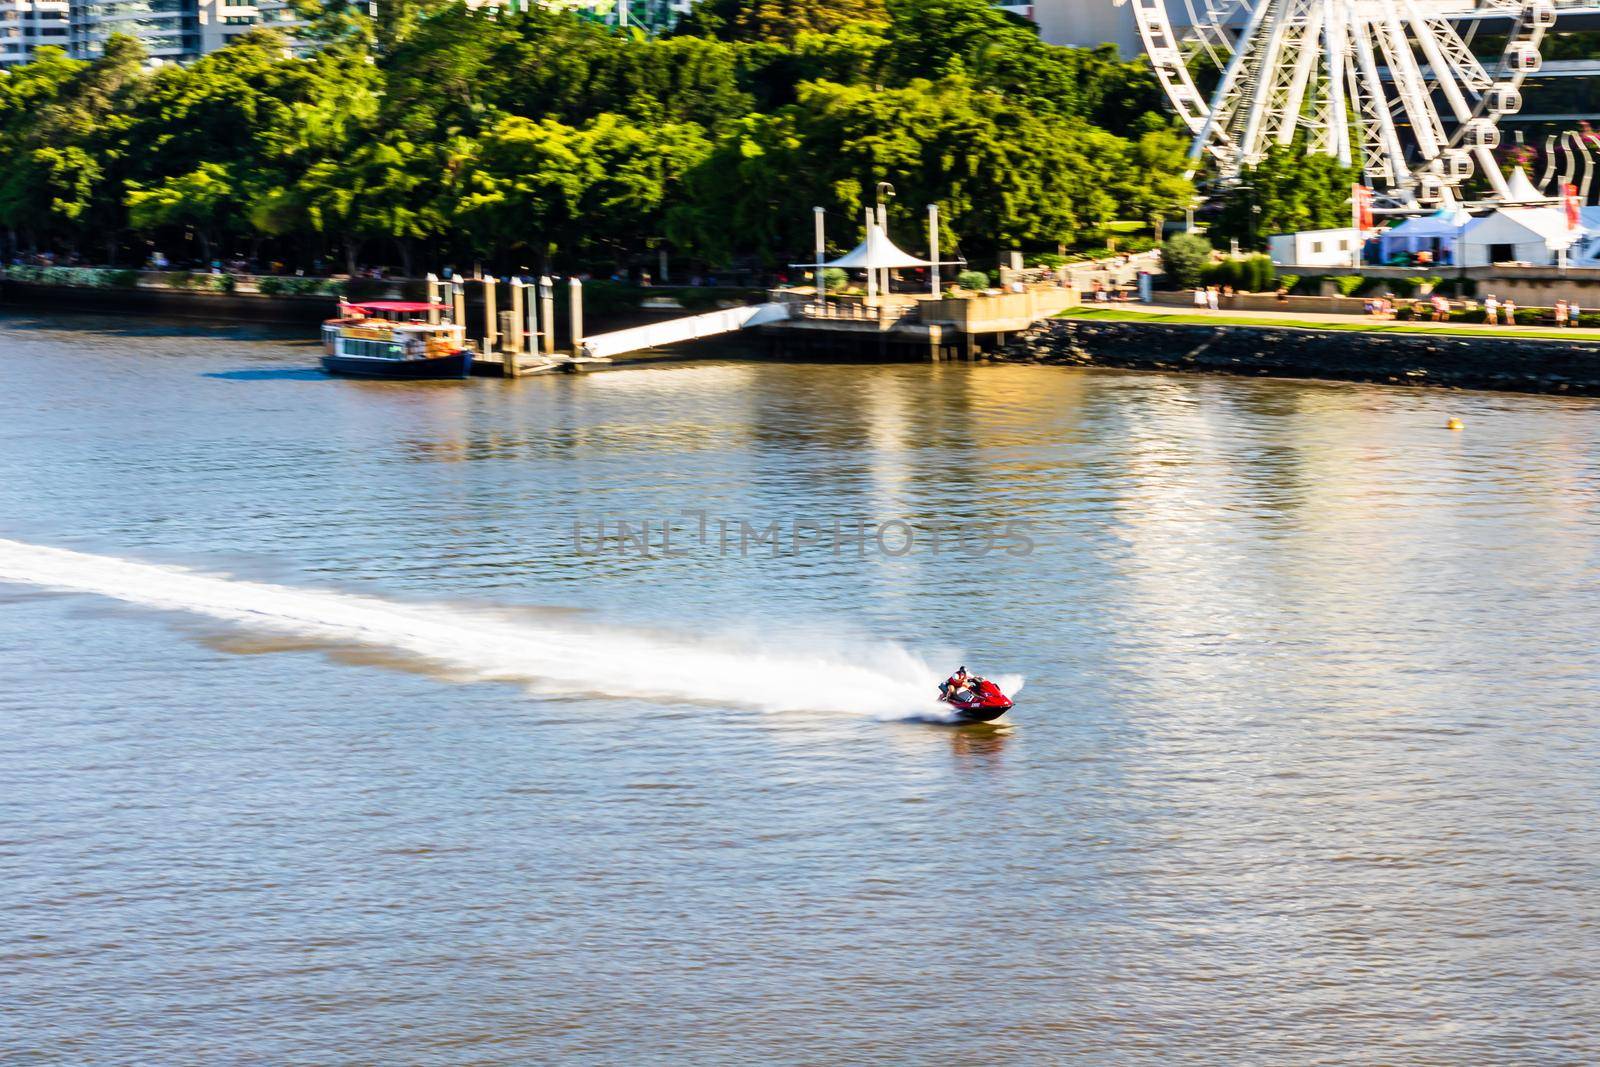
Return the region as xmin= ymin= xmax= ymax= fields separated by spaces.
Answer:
xmin=1376 ymin=206 xmax=1471 ymax=265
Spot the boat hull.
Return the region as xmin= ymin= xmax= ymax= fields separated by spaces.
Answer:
xmin=320 ymin=351 xmax=473 ymax=380
xmin=950 ymin=701 xmax=1012 ymax=723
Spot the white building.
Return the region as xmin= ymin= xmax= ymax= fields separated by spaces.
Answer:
xmin=1 ymin=0 xmax=70 ymax=66
xmin=65 ymin=0 xmax=301 ymax=64
xmin=1267 ymin=227 xmax=1362 ymax=269
xmin=1030 ymin=0 xmax=1144 ymax=53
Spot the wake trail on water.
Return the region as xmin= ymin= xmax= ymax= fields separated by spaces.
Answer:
xmin=0 ymin=538 xmax=979 ymax=716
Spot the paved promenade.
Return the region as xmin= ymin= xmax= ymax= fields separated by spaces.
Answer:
xmin=1065 ymin=304 xmax=1600 ymax=343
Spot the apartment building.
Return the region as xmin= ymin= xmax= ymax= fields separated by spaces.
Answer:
xmin=1 ymin=0 xmax=70 ymax=66
xmin=3 ymin=0 xmax=302 ymax=65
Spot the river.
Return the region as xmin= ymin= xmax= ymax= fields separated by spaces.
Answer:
xmin=3 ymin=311 xmax=1598 ymax=1063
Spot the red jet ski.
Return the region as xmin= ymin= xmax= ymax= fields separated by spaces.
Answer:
xmin=941 ymin=676 xmax=1014 ymax=722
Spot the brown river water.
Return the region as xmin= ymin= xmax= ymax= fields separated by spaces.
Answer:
xmin=2 ymin=311 xmax=1598 ymax=1063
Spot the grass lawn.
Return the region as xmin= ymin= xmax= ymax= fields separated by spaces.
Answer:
xmin=1059 ymin=306 xmax=1600 ymax=343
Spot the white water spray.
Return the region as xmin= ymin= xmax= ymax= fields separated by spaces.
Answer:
xmin=0 ymin=539 xmax=1009 ymax=716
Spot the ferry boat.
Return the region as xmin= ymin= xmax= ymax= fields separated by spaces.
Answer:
xmin=320 ymin=301 xmax=473 ymax=379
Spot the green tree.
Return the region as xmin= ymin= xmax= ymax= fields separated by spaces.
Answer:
xmin=0 ymin=36 xmax=146 ymax=260
xmin=1213 ymin=139 xmax=1360 ymax=250
xmin=1108 ymin=129 xmax=1198 ymax=229
xmin=126 ymin=162 xmax=239 ymax=264
xmin=0 ymin=0 xmax=1198 ymax=276
xmin=457 ymin=113 xmax=710 ymax=268
xmin=296 ymin=137 xmax=449 ymax=274
xmin=671 ymin=75 xmax=1139 ymax=264
xmin=679 ymin=0 xmax=888 ymax=43
xmin=879 ymin=0 xmax=1161 ymax=127
xmin=1160 ymin=232 xmax=1212 ymax=288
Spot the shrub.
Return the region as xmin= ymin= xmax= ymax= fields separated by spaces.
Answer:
xmin=1330 ymin=274 xmax=1365 ymax=297
xmin=5 ymin=265 xmax=139 ymax=288
xmin=1199 ymin=259 xmax=1232 ymax=289
xmin=1199 ymin=254 xmax=1275 ymax=292
xmin=1390 ymin=277 xmax=1420 ymax=297
xmin=1160 ymin=233 xmax=1212 ymax=289
xmin=1026 ymin=253 xmax=1068 ymax=269
xmin=822 ymin=267 xmax=848 ymax=292
xmin=1277 ymin=274 xmax=1299 ymax=293
xmin=167 ymin=271 xmax=235 ymax=293
xmin=956 ymin=270 xmax=990 ymax=291
xmin=257 ymin=275 xmax=341 ymax=297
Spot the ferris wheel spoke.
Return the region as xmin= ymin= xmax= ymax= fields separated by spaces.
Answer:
xmin=1323 ymin=1 xmax=1352 ymax=166
xmin=1476 ymin=146 xmax=1511 ymax=197
xmin=1239 ymin=2 xmax=1300 ymax=164
xmin=1188 ymin=0 xmax=1279 ymax=169
xmin=1347 ymin=8 xmax=1410 ymax=186
xmin=1423 ymin=16 xmax=1492 ymax=93
xmin=1270 ymin=4 xmax=1324 ymax=148
xmin=1405 ymin=3 xmax=1476 ymax=125
xmin=1343 ymin=52 xmax=1381 ymax=179
xmin=1373 ymin=8 xmax=1444 ymax=157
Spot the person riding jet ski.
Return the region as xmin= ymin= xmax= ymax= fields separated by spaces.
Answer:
xmin=939 ymin=666 xmax=971 ymax=701
xmin=938 ymin=668 xmax=1015 ymax=721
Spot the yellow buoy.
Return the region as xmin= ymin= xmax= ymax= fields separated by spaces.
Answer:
xmin=1446 ymin=418 xmax=1464 ymax=431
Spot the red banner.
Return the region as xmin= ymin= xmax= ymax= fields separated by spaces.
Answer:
xmin=1352 ymin=185 xmax=1374 ymax=232
xmin=1564 ymin=183 xmax=1581 ymax=229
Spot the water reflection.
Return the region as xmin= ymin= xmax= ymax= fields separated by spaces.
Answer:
xmin=204 ymin=368 xmax=327 ymax=381
xmin=949 ymin=722 xmax=1012 ymax=764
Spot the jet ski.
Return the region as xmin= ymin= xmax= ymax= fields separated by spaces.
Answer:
xmin=940 ymin=676 xmax=1014 ymax=722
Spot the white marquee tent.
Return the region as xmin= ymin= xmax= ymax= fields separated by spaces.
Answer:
xmin=1458 ymin=207 xmax=1578 ymax=267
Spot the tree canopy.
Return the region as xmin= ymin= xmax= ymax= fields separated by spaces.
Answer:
xmin=1210 ymin=139 xmax=1360 ymax=250
xmin=0 ymin=0 xmax=1198 ymax=273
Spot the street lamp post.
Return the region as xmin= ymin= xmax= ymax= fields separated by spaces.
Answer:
xmin=876 ymin=181 xmax=895 ymax=298
xmin=814 ymin=205 xmax=827 ymax=313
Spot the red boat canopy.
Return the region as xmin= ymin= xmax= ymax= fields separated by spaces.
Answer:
xmin=346 ymin=300 xmax=449 ymax=313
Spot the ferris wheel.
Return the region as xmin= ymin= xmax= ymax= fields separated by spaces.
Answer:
xmin=1132 ymin=0 xmax=1558 ymax=203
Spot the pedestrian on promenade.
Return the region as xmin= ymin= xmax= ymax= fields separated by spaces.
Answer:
xmin=1570 ymin=300 xmax=1582 ymax=326
xmin=1484 ymin=295 xmax=1499 ymax=325
xmin=1504 ymin=298 xmax=1517 ymax=326
xmin=1193 ymin=287 xmax=1207 ymax=309
xmin=1555 ymin=300 xmax=1568 ymax=328
xmin=1206 ymin=287 xmax=1220 ymax=311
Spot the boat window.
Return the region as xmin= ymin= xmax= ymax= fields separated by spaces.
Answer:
xmin=341 ymin=337 xmax=404 ymax=359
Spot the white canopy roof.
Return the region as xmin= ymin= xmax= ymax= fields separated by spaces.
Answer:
xmin=821 ymin=224 xmax=932 ymax=270
xmin=1384 ymin=205 xmax=1471 ymax=238
xmin=1499 ymin=167 xmax=1549 ymax=204
xmin=1461 ymin=206 xmax=1578 ymax=248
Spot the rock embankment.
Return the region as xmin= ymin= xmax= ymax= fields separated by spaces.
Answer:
xmin=997 ymin=318 xmax=1600 ymax=396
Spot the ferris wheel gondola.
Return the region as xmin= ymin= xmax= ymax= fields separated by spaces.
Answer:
xmin=1132 ymin=0 xmax=1557 ymax=204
